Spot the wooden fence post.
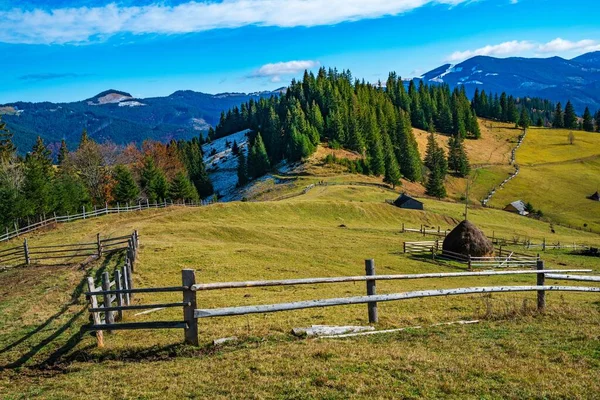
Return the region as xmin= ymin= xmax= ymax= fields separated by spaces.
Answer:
xmin=14 ymin=221 xmax=19 ymax=237
xmin=403 ymin=242 xmax=406 ymax=254
xmin=134 ymin=230 xmax=139 ymax=248
xmin=468 ymin=254 xmax=472 ymax=271
xmin=23 ymin=239 xmax=30 ymax=265
xmin=83 ymin=205 xmax=86 ymax=219
xmin=114 ymin=269 xmax=124 ymax=321
xmin=121 ymin=265 xmax=130 ymax=305
xmin=117 ymin=202 xmax=120 ymax=213
xmin=182 ymin=269 xmax=199 ymax=345
xmin=125 ymin=260 xmax=134 ymax=301
xmin=365 ymin=259 xmax=378 ymax=323
xmin=537 ymin=260 xmax=546 ymax=312
xmin=105 ymin=202 xmax=109 ymax=215
xmin=86 ymin=277 xmax=104 ymax=348
xmin=96 ymin=233 xmax=102 ymax=257
xmin=102 ymin=271 xmax=115 ymax=331
xmin=542 ymin=238 xmax=546 ymax=251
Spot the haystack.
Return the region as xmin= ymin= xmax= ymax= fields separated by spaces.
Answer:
xmin=442 ymin=220 xmax=494 ymax=257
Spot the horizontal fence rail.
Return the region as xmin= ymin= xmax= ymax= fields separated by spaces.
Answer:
xmin=0 ymin=198 xmax=217 ymax=243
xmin=194 ymin=286 xmax=600 ymax=319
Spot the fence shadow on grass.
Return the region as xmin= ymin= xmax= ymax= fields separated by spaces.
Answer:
xmin=0 ymin=252 xmax=121 ymax=370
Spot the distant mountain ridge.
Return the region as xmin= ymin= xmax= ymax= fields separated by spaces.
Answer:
xmin=420 ymin=51 xmax=600 ymax=114
xmin=0 ymin=88 xmax=285 ymax=154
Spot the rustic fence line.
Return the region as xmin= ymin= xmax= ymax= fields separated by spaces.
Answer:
xmin=0 ymin=230 xmax=138 ymax=269
xmin=85 ymin=231 xmax=140 ymax=347
xmin=401 ymin=224 xmax=595 ymax=251
xmin=0 ymin=198 xmax=217 ymax=244
xmin=84 ymin=259 xmax=598 ymax=346
xmin=403 ymin=240 xmax=540 ymax=269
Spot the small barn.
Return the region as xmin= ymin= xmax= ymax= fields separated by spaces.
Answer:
xmin=588 ymin=191 xmax=600 ymax=201
xmin=504 ymin=200 xmax=529 ymax=216
xmin=393 ymin=194 xmax=424 ymax=210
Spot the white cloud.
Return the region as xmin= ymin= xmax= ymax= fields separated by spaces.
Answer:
xmin=0 ymin=0 xmax=473 ymax=45
xmin=537 ymin=38 xmax=600 ymax=53
xmin=445 ymin=40 xmax=535 ymax=62
xmin=250 ymin=60 xmax=320 ymax=82
xmin=446 ymin=37 xmax=600 ymax=62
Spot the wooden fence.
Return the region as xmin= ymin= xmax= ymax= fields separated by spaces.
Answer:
xmin=0 ymin=231 xmax=139 ymax=268
xmin=403 ymin=240 xmax=540 ymax=269
xmin=401 ymin=224 xmax=595 ymax=251
xmin=0 ymin=198 xmax=217 ymax=244
xmin=84 ymin=259 xmax=599 ymax=346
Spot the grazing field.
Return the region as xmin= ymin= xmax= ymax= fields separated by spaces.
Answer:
xmin=489 ymin=127 xmax=600 ymax=232
xmin=1 ymin=187 xmax=600 ymax=399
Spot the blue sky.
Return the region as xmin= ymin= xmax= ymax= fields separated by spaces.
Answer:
xmin=1 ymin=0 xmax=600 ymax=103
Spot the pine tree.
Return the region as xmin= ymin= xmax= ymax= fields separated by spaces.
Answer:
xmin=424 ymin=132 xmax=447 ymax=198
xmin=248 ymin=133 xmax=270 ymax=178
xmin=168 ymin=172 xmax=199 ymax=202
xmin=447 ymin=135 xmax=471 ymax=177
xmin=582 ymin=107 xmax=594 ymax=132
xmin=0 ymin=116 xmax=15 ymax=162
xmin=382 ymin=134 xmax=401 ymax=188
xmin=553 ymin=103 xmax=564 ymax=128
xmin=536 ymin=116 xmax=544 ymax=127
xmin=112 ymin=165 xmax=139 ymax=204
xmin=53 ymin=169 xmax=91 ymax=215
xmin=231 ymin=140 xmax=240 ymax=156
xmin=595 ymin=110 xmax=600 ymax=133
xmin=22 ymin=137 xmax=54 ymax=217
xmin=563 ymin=101 xmax=577 ymax=129
xmin=57 ymin=140 xmax=69 ymax=166
xmin=518 ymin=107 xmax=530 ymax=129
xmin=237 ymin=150 xmax=249 ymax=187
xmin=139 ymin=156 xmax=169 ymax=202
xmin=79 ymin=128 xmax=89 ymax=147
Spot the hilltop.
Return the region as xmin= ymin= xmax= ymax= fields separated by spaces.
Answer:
xmin=420 ymin=51 xmax=600 ymax=113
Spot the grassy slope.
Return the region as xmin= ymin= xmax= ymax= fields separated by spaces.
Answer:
xmin=489 ymin=127 xmax=600 ymax=232
xmin=1 ymin=194 xmax=600 ymax=399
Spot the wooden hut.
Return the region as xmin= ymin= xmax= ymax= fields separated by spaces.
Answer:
xmin=393 ymin=194 xmax=424 ymax=210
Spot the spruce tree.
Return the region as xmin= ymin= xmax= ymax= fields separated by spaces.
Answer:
xmin=553 ymin=103 xmax=564 ymax=128
xmin=57 ymin=139 xmax=69 ymax=166
xmin=22 ymin=137 xmax=54 ymax=217
xmin=79 ymin=128 xmax=89 ymax=147
xmin=382 ymin=134 xmax=401 ymax=188
xmin=518 ymin=107 xmax=530 ymax=129
xmin=248 ymin=133 xmax=270 ymax=178
xmin=582 ymin=107 xmax=594 ymax=132
xmin=112 ymin=165 xmax=139 ymax=204
xmin=424 ymin=132 xmax=447 ymax=198
xmin=447 ymin=135 xmax=471 ymax=177
xmin=563 ymin=101 xmax=577 ymax=129
xmin=536 ymin=116 xmax=544 ymax=127
xmin=237 ymin=150 xmax=249 ymax=187
xmin=595 ymin=110 xmax=600 ymax=133
xmin=0 ymin=116 xmax=15 ymax=162
xmin=53 ymin=169 xmax=91 ymax=215
xmin=169 ymin=172 xmax=199 ymax=202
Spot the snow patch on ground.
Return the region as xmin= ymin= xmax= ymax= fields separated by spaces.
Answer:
xmin=88 ymin=93 xmax=134 ymax=105
xmin=202 ymin=129 xmax=251 ymax=200
xmin=485 ymin=73 xmax=499 ymax=76
xmin=118 ymin=101 xmax=146 ymax=107
xmin=191 ymin=118 xmax=211 ymax=131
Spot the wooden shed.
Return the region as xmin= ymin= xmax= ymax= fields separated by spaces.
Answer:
xmin=504 ymin=200 xmax=529 ymax=216
xmin=393 ymin=194 xmax=424 ymax=210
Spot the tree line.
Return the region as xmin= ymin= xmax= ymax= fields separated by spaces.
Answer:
xmin=0 ymin=121 xmax=213 ymax=232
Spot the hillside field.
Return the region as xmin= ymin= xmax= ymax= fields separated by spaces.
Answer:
xmin=489 ymin=127 xmax=600 ymax=232
xmin=1 ymin=188 xmax=600 ymax=399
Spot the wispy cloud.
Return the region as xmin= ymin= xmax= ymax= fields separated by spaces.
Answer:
xmin=0 ymin=0 xmax=473 ymax=45
xmin=446 ymin=37 xmax=600 ymax=62
xmin=537 ymin=38 xmax=600 ymax=53
xmin=18 ymin=72 xmax=91 ymax=81
xmin=446 ymin=40 xmax=535 ymax=62
xmin=250 ymin=60 xmax=320 ymax=82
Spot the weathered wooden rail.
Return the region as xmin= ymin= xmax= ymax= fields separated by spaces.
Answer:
xmin=84 ymin=259 xmax=598 ymax=347
xmin=403 ymin=241 xmax=540 ymax=269
xmin=0 ymin=231 xmax=139 ymax=268
xmin=0 ymin=198 xmax=217 ymax=243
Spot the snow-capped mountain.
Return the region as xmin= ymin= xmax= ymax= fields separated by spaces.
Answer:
xmin=420 ymin=51 xmax=600 ymax=113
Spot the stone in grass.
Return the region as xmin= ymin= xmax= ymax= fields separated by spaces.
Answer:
xmin=213 ymin=336 xmax=238 ymax=346
xmin=291 ymin=325 xmax=375 ymax=338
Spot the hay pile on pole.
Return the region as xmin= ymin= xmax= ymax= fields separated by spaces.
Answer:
xmin=442 ymin=220 xmax=494 ymax=257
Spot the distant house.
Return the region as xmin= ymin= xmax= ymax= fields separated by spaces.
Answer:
xmin=504 ymin=200 xmax=529 ymax=216
xmin=588 ymin=191 xmax=600 ymax=201
xmin=393 ymin=194 xmax=424 ymax=210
